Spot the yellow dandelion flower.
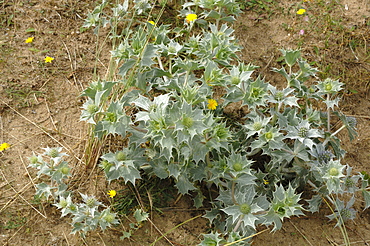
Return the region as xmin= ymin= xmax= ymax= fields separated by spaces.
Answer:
xmin=296 ymin=9 xmax=306 ymax=15
xmin=207 ymin=99 xmax=218 ymax=110
xmin=44 ymin=56 xmax=54 ymax=63
xmin=263 ymin=179 xmax=269 ymax=185
xmin=0 ymin=143 xmax=11 ymax=151
xmin=186 ymin=13 xmax=198 ymax=23
xmin=148 ymin=21 xmax=156 ymax=26
xmin=107 ymin=190 xmax=117 ymax=198
xmin=25 ymin=37 xmax=34 ymax=43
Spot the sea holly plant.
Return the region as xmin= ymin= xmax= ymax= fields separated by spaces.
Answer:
xmin=28 ymin=147 xmax=119 ymax=236
xmin=51 ymin=0 xmax=370 ymax=244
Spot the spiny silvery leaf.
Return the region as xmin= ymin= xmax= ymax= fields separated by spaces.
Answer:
xmin=272 ymin=67 xmax=291 ymax=85
xmin=203 ymin=61 xmax=227 ymax=86
xmin=99 ymin=208 xmax=119 ymax=230
xmin=190 ymin=137 xmax=212 ymax=163
xmin=112 ymin=1 xmax=128 ymax=16
xmin=113 ymin=161 xmax=141 ymax=184
xmin=297 ymin=59 xmax=319 ymax=80
xmin=178 ymin=84 xmax=209 ymax=105
xmin=321 ymin=160 xmax=346 ymax=194
xmin=194 ymin=190 xmax=204 ymax=208
xmin=304 ymin=107 xmax=322 ymax=124
xmin=133 ymin=209 xmax=149 ymax=223
xmin=175 ymin=174 xmax=196 ymax=194
xmin=94 ymin=101 xmax=131 ymax=138
xmin=166 ymin=40 xmax=183 ymax=55
xmin=263 ymin=184 xmax=304 ymax=231
xmin=316 ymin=78 xmax=344 ymax=95
xmin=280 ymin=49 xmax=301 ymax=67
xmin=270 ymin=148 xmax=294 ymax=164
xmin=118 ymin=58 xmax=137 ymax=77
xmin=267 ymin=86 xmax=298 ymax=107
xmin=151 ymin=158 xmax=169 ymax=179
xmin=334 ymin=112 xmax=358 ymax=141
xmin=243 ymin=112 xmax=271 ymax=138
xmin=173 ymin=58 xmax=201 ymax=73
xmin=140 ymin=43 xmax=158 ymax=67
xmin=80 ymin=98 xmax=101 ymax=124
xmin=210 ymin=23 xmax=235 ymax=38
xmin=241 ymin=76 xmax=271 ymax=109
xmin=362 ymin=190 xmax=370 ymax=210
xmin=277 ymin=107 xmax=299 ymax=128
xmin=324 ymin=97 xmax=340 ymax=110
xmin=226 ymin=231 xmax=252 ymax=245
xmin=51 ymin=161 xmax=71 ymax=184
xmin=204 ymin=204 xmax=223 ymax=224
xmin=168 ymin=163 xmax=181 ymax=179
xmin=171 ymin=101 xmax=207 ymax=141
xmin=306 ymin=194 xmax=323 ymax=213
xmin=81 ymin=80 xmax=117 ymax=101
xmin=35 ymin=182 xmax=55 ymax=200
xmin=221 ymin=186 xmax=264 ymax=230
xmin=225 ymin=152 xmax=254 ymax=178
xmin=227 ymin=64 xmax=253 ymax=86
xmin=250 ymin=126 xmax=285 ymax=151
xmin=199 ymin=231 xmax=225 ymax=246
xmin=285 ymin=120 xmax=323 ymax=150
xmin=291 ymin=140 xmax=311 ymax=162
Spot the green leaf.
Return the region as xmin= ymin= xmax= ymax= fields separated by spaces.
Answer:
xmin=362 ymin=190 xmax=370 ymax=210
xmin=133 ymin=209 xmax=149 ymax=223
xmin=175 ymin=175 xmax=196 ymax=194
xmin=140 ymin=43 xmax=157 ymax=67
xmin=280 ymin=49 xmax=301 ymax=67
xmin=168 ymin=163 xmax=181 ymax=179
xmin=25 ymin=27 xmax=36 ymax=32
xmin=193 ymin=190 xmax=204 ymax=209
xmin=118 ymin=58 xmax=137 ymax=77
xmin=28 ymin=48 xmax=40 ymax=52
xmin=306 ymin=194 xmax=322 ymax=213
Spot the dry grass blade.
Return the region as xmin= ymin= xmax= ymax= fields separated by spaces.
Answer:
xmin=289 ymin=220 xmax=314 ymax=246
xmin=0 ymin=99 xmax=80 ymax=162
xmin=0 ymin=169 xmax=47 ymax=219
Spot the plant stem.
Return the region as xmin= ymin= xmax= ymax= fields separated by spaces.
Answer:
xmin=233 ymin=214 xmax=244 ymax=232
xmin=231 ymin=181 xmax=238 ymax=205
xmin=327 ymin=93 xmax=331 ymax=132
xmin=323 ymin=124 xmax=346 ymax=146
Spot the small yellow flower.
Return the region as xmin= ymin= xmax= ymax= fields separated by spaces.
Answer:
xmin=207 ymin=99 xmax=218 ymax=110
xmin=186 ymin=13 xmax=198 ymax=23
xmin=25 ymin=37 xmax=34 ymax=43
xmin=296 ymin=9 xmax=306 ymax=15
xmin=107 ymin=190 xmax=117 ymax=198
xmin=148 ymin=21 xmax=156 ymax=26
xmin=263 ymin=179 xmax=269 ymax=185
xmin=0 ymin=143 xmax=11 ymax=151
xmin=44 ymin=56 xmax=54 ymax=63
